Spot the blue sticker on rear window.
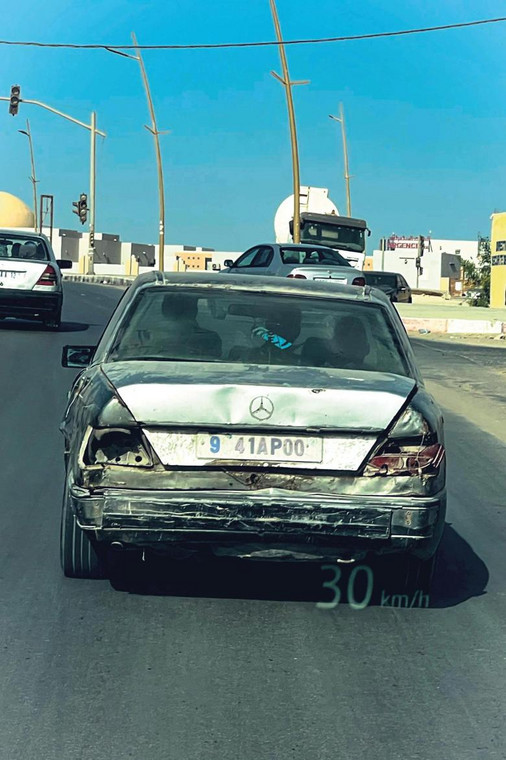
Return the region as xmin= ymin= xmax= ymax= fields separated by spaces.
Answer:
xmin=251 ymin=326 xmax=292 ymax=350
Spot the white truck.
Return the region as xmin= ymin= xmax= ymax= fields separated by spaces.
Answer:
xmin=274 ymin=186 xmax=369 ymax=269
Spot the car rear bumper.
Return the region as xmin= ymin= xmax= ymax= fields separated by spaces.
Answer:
xmin=70 ymin=485 xmax=446 ymax=561
xmin=0 ymin=288 xmax=61 ymax=318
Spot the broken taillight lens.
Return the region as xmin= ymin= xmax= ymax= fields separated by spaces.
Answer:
xmin=365 ymin=443 xmax=445 ymax=477
xmin=35 ymin=265 xmax=58 ymax=286
xmin=287 ymin=274 xmax=307 ymax=279
xmin=352 ymin=276 xmax=366 ymax=286
xmin=84 ymin=428 xmax=153 ymax=467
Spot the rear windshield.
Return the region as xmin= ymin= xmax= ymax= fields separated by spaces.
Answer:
xmin=280 ymin=247 xmax=350 ymax=267
xmin=0 ymin=235 xmax=49 ymax=262
xmin=107 ymin=287 xmax=411 ymax=377
xmin=365 ymin=273 xmax=397 ymax=288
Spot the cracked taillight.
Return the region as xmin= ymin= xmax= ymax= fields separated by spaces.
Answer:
xmin=84 ymin=428 xmax=153 ymax=467
xmin=365 ymin=443 xmax=445 ymax=477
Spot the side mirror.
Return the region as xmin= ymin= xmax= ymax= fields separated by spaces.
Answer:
xmin=57 ymin=259 xmax=73 ymax=269
xmin=224 ymin=259 xmax=234 ymax=268
xmin=367 ymin=228 xmax=371 ymax=237
xmin=62 ymin=345 xmax=96 ymax=368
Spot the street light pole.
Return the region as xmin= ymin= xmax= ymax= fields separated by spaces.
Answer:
xmin=329 ymin=103 xmax=352 ymax=216
xmin=107 ymin=37 xmax=168 ymax=270
xmin=1 ymin=93 xmax=106 ymax=273
xmin=18 ymin=118 xmax=38 ymax=230
xmin=269 ymin=0 xmax=309 ymax=244
xmin=131 ymin=33 xmax=166 ymax=271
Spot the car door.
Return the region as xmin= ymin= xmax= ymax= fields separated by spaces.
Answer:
xmin=228 ymin=246 xmax=274 ymax=276
xmin=397 ymin=275 xmax=411 ymax=302
xmin=226 ymin=247 xmax=262 ymax=275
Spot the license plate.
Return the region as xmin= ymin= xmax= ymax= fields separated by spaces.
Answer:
xmin=196 ymin=433 xmax=323 ymax=463
xmin=0 ymin=270 xmax=22 ymax=282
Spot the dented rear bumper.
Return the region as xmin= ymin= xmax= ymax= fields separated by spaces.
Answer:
xmin=69 ymin=483 xmax=446 ymax=560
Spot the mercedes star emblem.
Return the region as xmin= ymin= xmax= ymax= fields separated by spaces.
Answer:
xmin=249 ymin=396 xmax=274 ymax=421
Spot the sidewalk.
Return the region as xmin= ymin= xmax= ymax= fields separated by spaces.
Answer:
xmin=396 ymin=301 xmax=506 ymax=335
xmin=63 ymin=273 xmax=506 ymax=336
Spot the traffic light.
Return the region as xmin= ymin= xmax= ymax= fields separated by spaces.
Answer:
xmin=9 ymin=84 xmax=21 ymax=116
xmin=72 ymin=193 xmax=88 ymax=225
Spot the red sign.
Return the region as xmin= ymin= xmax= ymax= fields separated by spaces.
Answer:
xmin=387 ymin=236 xmax=430 ymax=251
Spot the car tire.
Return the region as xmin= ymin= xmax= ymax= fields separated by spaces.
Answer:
xmin=407 ymin=296 xmax=413 ymax=304
xmin=60 ymin=483 xmax=106 ymax=579
xmin=382 ymin=552 xmax=437 ymax=600
xmin=403 ymin=553 xmax=437 ymax=597
xmin=44 ymin=307 xmax=62 ymax=331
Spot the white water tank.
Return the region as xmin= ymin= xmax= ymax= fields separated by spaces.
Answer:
xmin=274 ymin=186 xmax=339 ymax=243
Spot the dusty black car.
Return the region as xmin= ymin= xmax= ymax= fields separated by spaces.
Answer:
xmin=364 ymin=271 xmax=413 ymax=303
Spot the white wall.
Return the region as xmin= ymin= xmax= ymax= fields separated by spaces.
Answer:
xmin=371 ymin=248 xmax=444 ymax=290
xmin=430 ymin=238 xmax=478 ymax=263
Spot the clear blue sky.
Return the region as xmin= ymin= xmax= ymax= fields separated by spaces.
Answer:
xmin=2 ymin=0 xmax=506 ymax=250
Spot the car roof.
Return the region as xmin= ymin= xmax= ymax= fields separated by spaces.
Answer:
xmin=365 ymin=271 xmax=401 ymax=277
xmin=0 ymin=228 xmax=46 ymax=238
xmin=129 ymin=270 xmax=391 ymax=306
xmin=0 ymin=228 xmax=52 ymax=246
xmin=265 ymin=242 xmax=343 ymax=250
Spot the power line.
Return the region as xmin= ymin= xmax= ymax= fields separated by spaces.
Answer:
xmin=0 ymin=16 xmax=505 ymax=52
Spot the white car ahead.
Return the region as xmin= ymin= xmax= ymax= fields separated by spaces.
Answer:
xmin=0 ymin=229 xmax=72 ymax=329
xmin=221 ymin=243 xmax=365 ymax=287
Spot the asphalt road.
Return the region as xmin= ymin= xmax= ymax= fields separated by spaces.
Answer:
xmin=0 ymin=282 xmax=505 ymax=760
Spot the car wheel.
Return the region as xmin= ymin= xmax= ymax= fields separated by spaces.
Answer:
xmin=382 ymin=552 xmax=437 ymax=600
xmin=60 ymin=483 xmax=106 ymax=579
xmin=44 ymin=308 xmax=62 ymax=331
xmin=402 ymin=553 xmax=437 ymax=597
xmin=407 ymin=296 xmax=413 ymax=304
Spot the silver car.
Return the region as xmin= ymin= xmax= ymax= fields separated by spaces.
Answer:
xmin=0 ymin=228 xmax=72 ymax=329
xmin=60 ymin=272 xmax=445 ymax=589
xmin=222 ymin=243 xmax=365 ymax=286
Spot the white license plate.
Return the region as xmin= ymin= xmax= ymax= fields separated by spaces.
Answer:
xmin=0 ymin=270 xmax=22 ymax=282
xmin=196 ymin=433 xmax=323 ymax=463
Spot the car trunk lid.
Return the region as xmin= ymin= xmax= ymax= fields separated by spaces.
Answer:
xmin=0 ymin=259 xmax=51 ymax=290
xmin=101 ymin=361 xmax=415 ymax=432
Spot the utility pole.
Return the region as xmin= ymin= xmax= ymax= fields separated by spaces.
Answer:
xmin=2 ymin=88 xmax=106 ymax=274
xmin=417 ymin=235 xmax=425 ymax=287
xmin=89 ymin=111 xmax=97 ymax=265
xmin=329 ymin=103 xmax=352 ymax=216
xmin=269 ymin=0 xmax=309 ymax=244
xmin=18 ymin=119 xmax=38 ymax=230
xmin=107 ymin=36 xmax=168 ymax=270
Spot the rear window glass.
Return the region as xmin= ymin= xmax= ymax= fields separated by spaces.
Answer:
xmin=107 ymin=287 xmax=411 ymax=377
xmin=365 ymin=273 xmax=397 ymax=288
xmin=0 ymin=235 xmax=49 ymax=262
xmin=280 ymin=247 xmax=350 ymax=267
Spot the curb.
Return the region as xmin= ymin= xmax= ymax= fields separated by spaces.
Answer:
xmin=63 ymin=274 xmax=134 ymax=287
xmin=402 ymin=316 xmax=506 ymax=336
xmin=63 ymin=274 xmax=506 ymax=336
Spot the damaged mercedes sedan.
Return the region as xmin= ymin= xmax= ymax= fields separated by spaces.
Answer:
xmin=59 ymin=272 xmax=446 ymax=586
